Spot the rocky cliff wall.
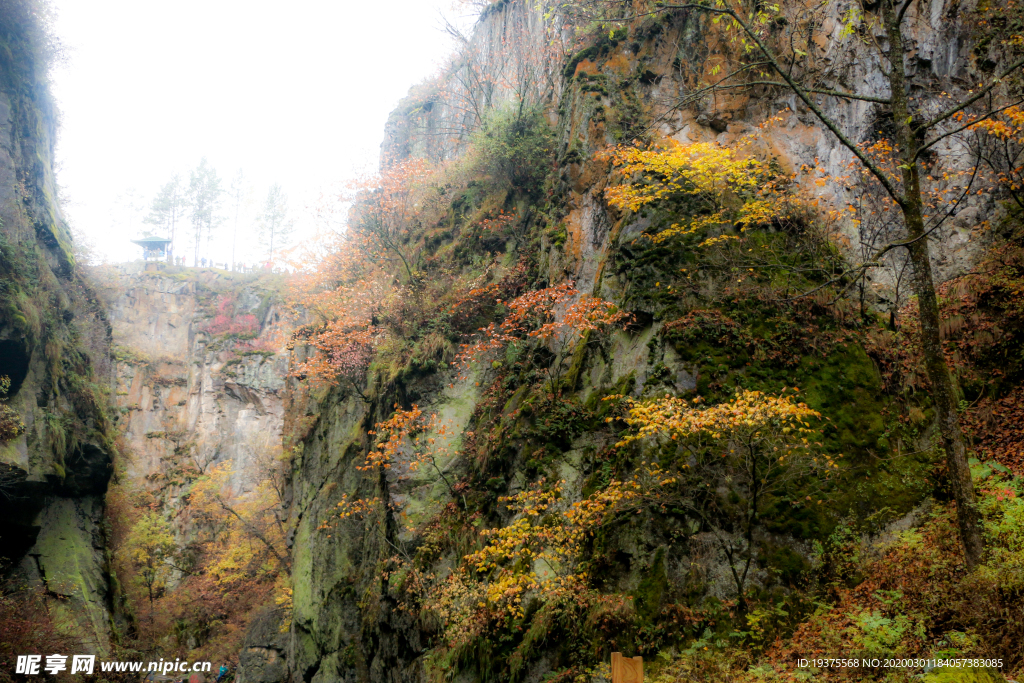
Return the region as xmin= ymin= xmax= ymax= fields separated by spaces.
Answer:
xmin=94 ymin=263 xmax=289 ymax=499
xmin=283 ymin=2 xmax=1016 ymax=682
xmin=0 ymin=2 xmax=118 ymax=654
xmin=383 ymin=0 xmax=994 ymax=290
xmin=380 ymin=0 xmax=558 ymax=165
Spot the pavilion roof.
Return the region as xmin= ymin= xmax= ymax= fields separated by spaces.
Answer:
xmin=130 ymin=236 xmax=171 ymax=246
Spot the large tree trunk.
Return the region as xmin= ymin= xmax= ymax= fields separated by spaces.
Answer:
xmin=903 ymin=199 xmax=985 ymax=568
xmin=883 ymin=0 xmax=984 ymax=569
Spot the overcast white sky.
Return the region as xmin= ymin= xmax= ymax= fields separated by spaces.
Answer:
xmin=50 ymin=0 xmax=468 ymax=264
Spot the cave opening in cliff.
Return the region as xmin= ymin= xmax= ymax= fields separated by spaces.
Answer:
xmin=58 ymin=444 xmax=111 ymax=497
xmin=0 ymin=462 xmax=46 ymax=569
xmin=0 ymin=338 xmax=30 ymax=397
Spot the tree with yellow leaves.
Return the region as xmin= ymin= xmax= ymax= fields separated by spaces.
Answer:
xmin=121 ymin=511 xmax=177 ymax=628
xmin=613 ymin=389 xmax=836 ymax=610
xmin=588 ymin=0 xmax=1024 ymax=570
xmin=603 ymin=131 xmax=794 ymax=246
xmin=420 ymin=465 xmax=674 ymax=651
xmin=315 ymin=404 xmax=473 ymax=640
xmin=186 ymin=455 xmax=290 ymax=595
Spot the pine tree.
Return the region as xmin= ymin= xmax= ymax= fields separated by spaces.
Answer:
xmin=228 ymin=169 xmax=246 ymax=271
xmin=186 ymin=158 xmax=222 ymax=267
xmin=143 ymin=175 xmax=185 ymax=262
xmin=260 ymin=183 xmax=292 ymax=265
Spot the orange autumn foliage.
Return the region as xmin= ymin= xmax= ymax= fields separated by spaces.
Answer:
xmin=344 ymin=158 xmax=433 ymax=282
xmin=454 ymin=281 xmax=629 ymax=372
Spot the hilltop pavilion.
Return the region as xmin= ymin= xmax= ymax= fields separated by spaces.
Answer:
xmin=130 ymin=236 xmax=172 ymax=261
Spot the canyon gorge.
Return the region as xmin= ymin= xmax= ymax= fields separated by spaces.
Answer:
xmin=2 ymin=1 xmax=1024 ymax=682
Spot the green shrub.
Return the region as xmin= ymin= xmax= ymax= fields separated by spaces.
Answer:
xmin=471 ymin=106 xmax=555 ymax=195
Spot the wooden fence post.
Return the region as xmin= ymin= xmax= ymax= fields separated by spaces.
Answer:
xmin=610 ymin=652 xmax=643 ymax=682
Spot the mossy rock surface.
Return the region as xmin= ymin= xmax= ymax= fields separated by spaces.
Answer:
xmin=30 ymin=497 xmax=112 ymax=655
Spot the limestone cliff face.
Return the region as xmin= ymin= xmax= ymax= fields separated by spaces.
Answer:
xmin=0 ymin=3 xmax=117 ymax=654
xmin=284 ymin=2 xmax=1006 ymax=682
xmin=383 ymin=0 xmax=991 ymax=289
xmin=380 ymin=0 xmax=556 ymax=165
xmin=95 ymin=264 xmax=288 ymax=499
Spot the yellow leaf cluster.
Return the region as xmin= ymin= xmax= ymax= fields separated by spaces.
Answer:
xmin=187 ymin=461 xmax=289 ymax=591
xmin=449 ymin=464 xmax=671 ymax=621
xmin=615 ymin=389 xmax=823 ymax=449
xmin=602 ymin=139 xmax=789 ymax=244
